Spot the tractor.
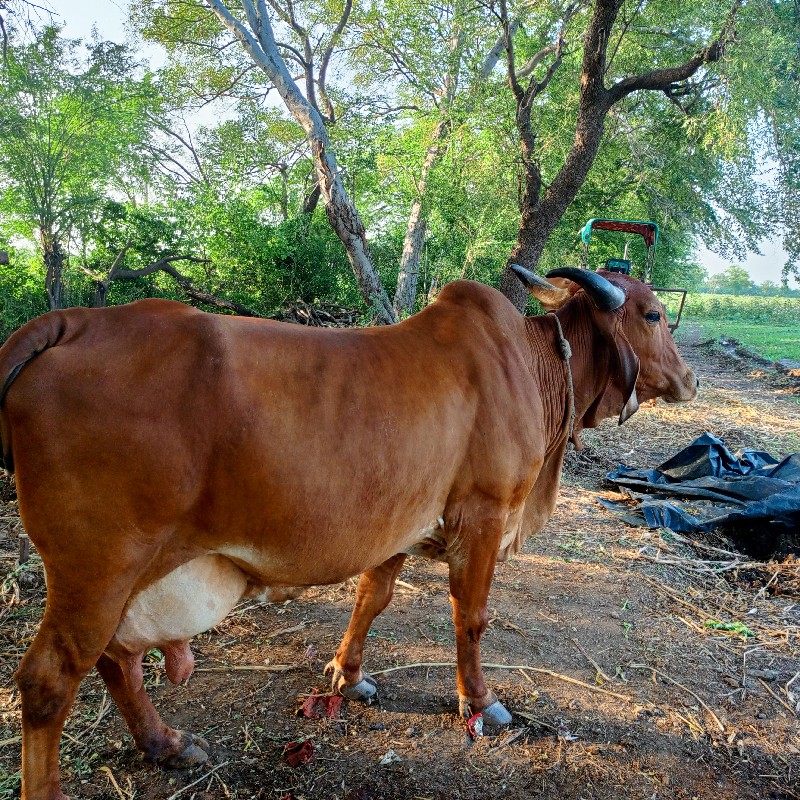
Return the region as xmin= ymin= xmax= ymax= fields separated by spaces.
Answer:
xmin=578 ymin=218 xmax=687 ymax=332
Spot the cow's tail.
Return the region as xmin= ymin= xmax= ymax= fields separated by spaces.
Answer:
xmin=0 ymin=311 xmax=69 ymax=474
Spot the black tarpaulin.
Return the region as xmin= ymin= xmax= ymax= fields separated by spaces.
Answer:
xmin=601 ymin=434 xmax=800 ymax=551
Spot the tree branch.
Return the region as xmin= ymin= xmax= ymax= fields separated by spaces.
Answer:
xmin=500 ymin=0 xmax=524 ymax=102
xmin=516 ymin=42 xmax=557 ymax=81
xmin=317 ymin=0 xmax=352 ymax=123
xmin=276 ymin=39 xmax=306 ymax=65
xmin=112 ymin=254 xmax=262 ymax=317
xmin=106 ymin=240 xmax=132 ymax=283
xmin=481 ymin=19 xmax=518 ymax=81
xmin=607 ymin=0 xmax=741 ymax=105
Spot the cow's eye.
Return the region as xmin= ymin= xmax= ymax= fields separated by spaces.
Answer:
xmin=645 ymin=311 xmax=661 ymax=324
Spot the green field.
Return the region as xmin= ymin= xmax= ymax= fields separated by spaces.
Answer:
xmin=671 ymin=293 xmax=800 ymax=362
xmin=682 ymin=294 xmax=800 ymax=324
xmin=678 ymin=319 xmax=800 ymax=362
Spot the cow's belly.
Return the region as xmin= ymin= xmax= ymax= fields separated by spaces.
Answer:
xmin=111 ymin=554 xmax=249 ymax=652
xmin=105 ymin=553 xmax=304 ymax=691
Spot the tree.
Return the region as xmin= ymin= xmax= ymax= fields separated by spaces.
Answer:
xmin=736 ymin=1 xmax=800 ymax=283
xmin=705 ymin=264 xmax=755 ymax=294
xmin=497 ymin=0 xmax=741 ymax=311
xmin=0 ymin=27 xmax=158 ymax=308
xmin=197 ymin=0 xmax=397 ymax=324
xmin=351 ymin=0 xmax=473 ymax=316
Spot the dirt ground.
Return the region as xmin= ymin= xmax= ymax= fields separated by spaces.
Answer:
xmin=1 ymin=326 xmax=799 ymax=800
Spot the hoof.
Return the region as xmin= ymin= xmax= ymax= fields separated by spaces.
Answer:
xmin=339 ymin=675 xmax=378 ymax=701
xmin=324 ymin=660 xmax=378 ymax=702
xmin=160 ymin=731 xmax=210 ymax=769
xmin=480 ymin=700 xmax=513 ymax=727
xmin=459 ymin=698 xmax=512 ymax=727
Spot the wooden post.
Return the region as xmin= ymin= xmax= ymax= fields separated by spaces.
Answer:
xmin=18 ymin=533 xmax=30 ymax=565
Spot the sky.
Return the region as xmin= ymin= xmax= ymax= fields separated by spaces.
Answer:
xmin=48 ymin=0 xmax=794 ymax=286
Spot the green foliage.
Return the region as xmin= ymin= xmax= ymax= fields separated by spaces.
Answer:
xmin=684 ymin=294 xmax=800 ymax=324
xmin=0 ymin=248 xmax=48 ymax=341
xmin=703 ymin=264 xmax=757 ymax=295
xmin=0 ymin=27 xmax=158 ymax=240
xmin=704 ymin=619 xmax=754 ymax=639
xmin=2 ymin=2 xmax=800 ymax=330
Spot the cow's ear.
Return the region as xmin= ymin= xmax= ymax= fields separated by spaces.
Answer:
xmin=584 ymin=311 xmax=640 ymax=427
xmin=614 ymin=327 xmax=640 ymax=425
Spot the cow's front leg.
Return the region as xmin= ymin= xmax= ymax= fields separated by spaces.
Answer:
xmin=447 ymin=514 xmax=512 ymax=727
xmin=325 ymin=553 xmax=407 ymax=701
xmin=95 ymin=654 xmax=209 ymax=768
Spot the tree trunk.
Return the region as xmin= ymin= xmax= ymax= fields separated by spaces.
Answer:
xmin=500 ymin=103 xmax=608 ymax=310
xmin=41 ymin=231 xmax=64 ymax=311
xmin=93 ymin=280 xmax=109 ymax=308
xmin=393 ymin=119 xmax=448 ymax=317
xmin=303 ymin=182 xmax=322 ymax=215
xmin=498 ymin=0 xmax=738 ymax=311
xmin=207 ymin=0 xmax=396 ymax=324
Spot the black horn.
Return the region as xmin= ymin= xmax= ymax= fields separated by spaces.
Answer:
xmin=546 ymin=267 xmax=626 ymax=311
xmin=509 ymin=263 xmax=554 ymax=290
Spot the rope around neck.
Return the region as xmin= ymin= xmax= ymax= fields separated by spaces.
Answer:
xmin=549 ymin=312 xmax=575 ymax=442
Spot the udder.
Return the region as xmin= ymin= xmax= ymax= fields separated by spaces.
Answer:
xmin=105 ymin=554 xmax=250 ymax=691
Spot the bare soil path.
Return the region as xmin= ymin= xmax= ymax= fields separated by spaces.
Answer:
xmin=1 ymin=332 xmax=798 ymax=800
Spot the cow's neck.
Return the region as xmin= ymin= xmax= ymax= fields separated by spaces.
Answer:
xmin=522 ymin=296 xmax=613 ymax=444
xmin=522 ymin=314 xmax=576 ymax=448
xmin=553 ymin=297 xmax=614 ymax=427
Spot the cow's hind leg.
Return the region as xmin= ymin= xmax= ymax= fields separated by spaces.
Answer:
xmin=95 ymin=655 xmax=209 ymax=768
xmin=16 ymin=591 xmax=135 ymax=800
xmin=325 ymin=553 xmax=407 ymax=701
xmin=447 ymin=511 xmax=512 ymax=727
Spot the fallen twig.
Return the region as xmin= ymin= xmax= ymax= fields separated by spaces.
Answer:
xmin=513 ymin=711 xmax=557 ymax=730
xmin=640 ymin=576 xmax=719 ymax=620
xmin=194 ymin=664 xmax=297 ymax=673
xmin=570 ymin=637 xmax=613 ymax=684
xmin=629 ymin=663 xmax=724 ymax=732
xmin=754 ymin=570 xmax=780 ymax=601
xmin=371 ymin=661 xmax=634 ymax=703
xmin=758 ymin=677 xmax=798 ymax=717
xmin=0 ymin=735 xmax=21 ymax=748
xmin=662 ymin=530 xmax=743 ymax=560
xmin=166 ymin=761 xmax=230 ymax=800
xmin=98 ymin=766 xmax=133 ymax=800
xmin=637 ymin=552 xmax=745 ymax=574
xmin=489 ymin=727 xmax=528 ymax=749
xmin=70 ymin=690 xmax=110 ymax=744
xmin=263 ymin=622 xmax=306 ymax=639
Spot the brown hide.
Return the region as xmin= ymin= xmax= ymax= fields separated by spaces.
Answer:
xmin=0 ymin=278 xmax=696 ymax=800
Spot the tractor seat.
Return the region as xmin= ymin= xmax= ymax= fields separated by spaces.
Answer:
xmin=604 ymin=258 xmax=631 ymax=275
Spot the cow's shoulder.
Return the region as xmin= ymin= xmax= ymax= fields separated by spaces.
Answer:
xmin=434 ymin=280 xmax=517 ymax=318
xmin=419 ymin=280 xmax=524 ymax=341
xmin=113 ymin=297 xmax=204 ymax=324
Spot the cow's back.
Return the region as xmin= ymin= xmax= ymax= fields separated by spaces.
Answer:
xmin=1 ymin=286 xmax=546 ymax=587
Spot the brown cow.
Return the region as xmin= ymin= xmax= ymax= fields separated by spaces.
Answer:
xmin=0 ymin=267 xmax=696 ymax=800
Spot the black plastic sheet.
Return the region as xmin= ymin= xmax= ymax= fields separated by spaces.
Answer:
xmin=602 ymin=434 xmax=800 ymax=555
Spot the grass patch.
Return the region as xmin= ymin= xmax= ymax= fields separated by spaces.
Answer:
xmin=683 ymin=294 xmax=800 ymax=324
xmin=681 ymin=318 xmax=800 ymax=362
